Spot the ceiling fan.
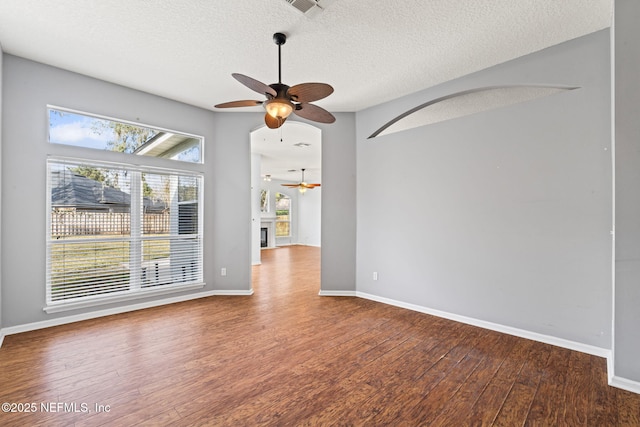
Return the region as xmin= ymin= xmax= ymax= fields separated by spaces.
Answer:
xmin=281 ymin=168 xmax=320 ymax=193
xmin=214 ymin=32 xmax=335 ymax=129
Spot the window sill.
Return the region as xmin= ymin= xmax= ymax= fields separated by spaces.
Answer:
xmin=43 ymin=282 xmax=206 ymax=314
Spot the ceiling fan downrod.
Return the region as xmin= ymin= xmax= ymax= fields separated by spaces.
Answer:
xmin=273 ymin=32 xmax=287 ymax=84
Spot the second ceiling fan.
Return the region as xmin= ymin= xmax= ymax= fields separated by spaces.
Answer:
xmin=214 ymin=32 xmax=335 ymax=129
xmin=281 ymin=169 xmax=320 ymax=193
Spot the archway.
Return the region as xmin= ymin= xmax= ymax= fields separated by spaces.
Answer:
xmin=250 ymin=121 xmax=322 ymax=278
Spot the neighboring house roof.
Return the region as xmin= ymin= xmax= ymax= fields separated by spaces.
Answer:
xmin=51 ymin=169 xmax=167 ymax=212
xmin=133 ymin=131 xmax=199 ymax=159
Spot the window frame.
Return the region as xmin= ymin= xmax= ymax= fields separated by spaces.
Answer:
xmin=44 ymin=105 xmax=206 ymax=313
xmin=45 ymin=156 xmax=204 ymax=313
xmin=47 ymin=105 xmax=204 ymax=164
xmin=275 ymin=192 xmax=292 ymax=238
xmin=260 ymin=189 xmax=270 ymax=213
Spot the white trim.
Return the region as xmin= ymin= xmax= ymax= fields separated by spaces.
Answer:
xmin=212 ymin=289 xmax=254 ymax=296
xmin=44 ymin=282 xmax=206 ymax=313
xmin=318 ymin=290 xmax=357 ymax=297
xmin=610 ymin=376 xmax=640 ymax=394
xmin=48 ymin=155 xmax=204 ymax=177
xmin=0 ymin=333 xmax=4 ymax=348
xmin=356 ymin=291 xmax=611 ymax=359
xmin=610 ymin=3 xmax=618 ymax=390
xmin=3 ymin=289 xmax=219 ymax=338
xmin=607 ymin=354 xmax=615 ymax=383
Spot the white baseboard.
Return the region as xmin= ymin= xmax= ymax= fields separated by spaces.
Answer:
xmin=318 ymin=290 xmax=357 ymax=297
xmin=356 ymin=291 xmax=611 ymax=359
xmin=0 ymin=332 xmax=4 ymax=348
xmin=610 ymin=375 xmax=640 ymax=394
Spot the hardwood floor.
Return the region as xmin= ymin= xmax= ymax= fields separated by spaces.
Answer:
xmin=1 ymin=245 xmax=639 ymax=426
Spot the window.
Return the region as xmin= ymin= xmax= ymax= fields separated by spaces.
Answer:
xmin=47 ymin=160 xmax=203 ymax=307
xmin=275 ymin=192 xmax=291 ymax=237
xmin=260 ymin=189 xmax=269 ymax=213
xmin=48 ymin=107 xmax=202 ymax=163
xmin=46 ymin=107 xmax=205 ymax=311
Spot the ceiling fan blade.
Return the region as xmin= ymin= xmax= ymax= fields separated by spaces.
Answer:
xmin=232 ymin=73 xmax=277 ymax=97
xmin=304 ymin=183 xmax=321 ymax=188
xmin=214 ymin=100 xmax=264 ymax=108
xmin=294 ymin=103 xmax=336 ymax=124
xmin=281 ymin=184 xmax=299 ymax=187
xmin=288 ymin=83 xmax=334 ymax=103
xmin=265 ymin=113 xmax=286 ymax=129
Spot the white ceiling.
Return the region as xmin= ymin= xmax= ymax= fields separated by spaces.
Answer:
xmin=0 ymin=0 xmax=612 ymax=181
xmin=252 ymin=121 xmax=322 ymax=183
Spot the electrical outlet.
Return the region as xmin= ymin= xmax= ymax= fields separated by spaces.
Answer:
xmin=221 ymin=267 xmax=227 ymax=276
xmin=373 ymin=272 xmax=378 ymax=281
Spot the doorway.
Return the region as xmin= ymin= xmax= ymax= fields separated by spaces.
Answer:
xmin=250 ymin=121 xmax=322 ymax=269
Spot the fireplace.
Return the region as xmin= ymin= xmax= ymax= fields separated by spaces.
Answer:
xmin=260 ymin=217 xmax=275 ymax=248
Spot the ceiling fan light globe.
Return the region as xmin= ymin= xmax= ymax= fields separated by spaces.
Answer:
xmin=298 ymin=186 xmax=307 ymax=194
xmin=265 ymin=99 xmax=293 ymax=119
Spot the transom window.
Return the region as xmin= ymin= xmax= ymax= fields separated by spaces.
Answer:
xmin=48 ymin=107 xmax=202 ymax=163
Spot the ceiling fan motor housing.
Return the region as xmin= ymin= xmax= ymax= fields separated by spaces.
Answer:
xmin=273 ymin=32 xmax=287 ymax=45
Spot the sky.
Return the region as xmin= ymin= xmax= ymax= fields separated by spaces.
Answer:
xmin=49 ymin=109 xmax=115 ymax=150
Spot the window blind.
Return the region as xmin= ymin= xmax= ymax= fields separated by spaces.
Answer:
xmin=47 ymin=159 xmax=203 ymax=305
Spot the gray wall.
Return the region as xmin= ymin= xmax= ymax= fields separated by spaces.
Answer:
xmin=614 ymin=1 xmax=640 ymax=382
xmin=320 ymin=113 xmax=357 ymax=292
xmin=298 ymin=186 xmax=321 ymax=246
xmin=1 ymin=55 xmax=251 ymax=327
xmin=208 ymin=112 xmax=256 ymax=291
xmin=355 ymin=30 xmax=612 ymax=348
xmin=0 ymin=44 xmax=3 ymax=335
xmin=211 ymin=111 xmax=356 ymax=293
xmin=0 ymin=56 xmax=356 ymax=327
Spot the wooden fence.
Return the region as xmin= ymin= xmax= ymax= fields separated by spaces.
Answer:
xmin=51 ymin=211 xmax=170 ymax=237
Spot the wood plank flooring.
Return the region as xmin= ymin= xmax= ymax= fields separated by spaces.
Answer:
xmin=1 ymin=245 xmax=639 ymax=426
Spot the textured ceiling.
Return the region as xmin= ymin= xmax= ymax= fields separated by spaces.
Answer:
xmin=252 ymin=121 xmax=322 ymax=183
xmin=0 ymin=0 xmax=612 ymax=113
xmin=0 ymin=1 xmax=613 ymax=182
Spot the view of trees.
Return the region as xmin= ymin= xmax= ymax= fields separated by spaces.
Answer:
xmin=72 ymin=120 xmax=157 ymax=194
xmin=91 ymin=120 xmax=157 ymax=154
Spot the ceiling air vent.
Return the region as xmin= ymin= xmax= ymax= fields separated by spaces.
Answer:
xmin=283 ymin=0 xmax=334 ymax=17
xmin=285 ymin=0 xmax=316 ymax=14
